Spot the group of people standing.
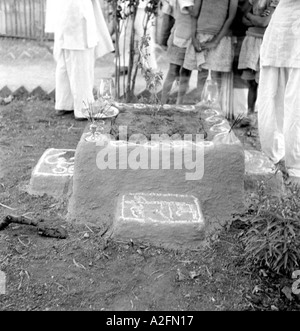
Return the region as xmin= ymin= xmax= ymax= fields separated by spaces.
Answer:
xmin=160 ymin=0 xmax=278 ymax=109
xmin=45 ymin=0 xmax=300 ymax=187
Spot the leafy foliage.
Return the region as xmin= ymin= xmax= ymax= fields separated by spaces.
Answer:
xmin=106 ymin=0 xmax=161 ymax=101
xmin=242 ymin=181 xmax=300 ymax=276
xmin=137 ymin=34 xmax=163 ymax=116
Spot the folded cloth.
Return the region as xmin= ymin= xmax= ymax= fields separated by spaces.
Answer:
xmin=184 ymin=33 xmax=234 ymax=72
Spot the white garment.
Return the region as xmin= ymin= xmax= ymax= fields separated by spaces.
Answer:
xmin=45 ymin=0 xmax=114 ymax=118
xmin=47 ymin=0 xmax=114 ymax=60
xmin=0 ymin=10 xmax=5 ymax=34
xmin=55 ymin=49 xmax=95 ymax=118
xmin=117 ymin=4 xmax=157 ymax=69
xmin=257 ymin=66 xmax=300 ymax=177
xmin=260 ymin=0 xmax=300 ymax=68
xmin=258 ymin=0 xmax=300 ymax=178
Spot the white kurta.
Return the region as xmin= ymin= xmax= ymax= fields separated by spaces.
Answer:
xmin=258 ymin=0 xmax=300 ymax=177
xmin=45 ymin=0 xmax=114 ymax=118
xmin=260 ymin=0 xmax=300 ymax=68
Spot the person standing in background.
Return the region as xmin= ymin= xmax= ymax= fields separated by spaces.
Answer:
xmin=161 ymin=0 xmax=195 ymax=105
xmin=45 ymin=0 xmax=114 ymax=119
xmin=237 ymin=0 xmax=279 ymax=127
xmin=177 ymin=0 xmax=238 ymax=104
xmin=257 ymin=0 xmax=300 ymax=186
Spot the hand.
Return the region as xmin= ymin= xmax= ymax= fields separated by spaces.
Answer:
xmin=242 ymin=16 xmax=253 ymax=27
xmin=201 ymin=39 xmax=218 ymax=51
xmin=245 ymin=12 xmax=253 ymax=20
xmin=192 ymin=38 xmax=202 ymax=52
xmin=261 ymin=9 xmax=271 ymax=17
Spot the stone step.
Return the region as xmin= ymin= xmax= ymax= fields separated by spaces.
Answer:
xmin=27 ymin=148 xmax=75 ymax=198
xmin=113 ymin=192 xmax=206 ymax=249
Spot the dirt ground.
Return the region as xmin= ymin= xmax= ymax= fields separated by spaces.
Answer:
xmin=0 ymin=95 xmax=299 ymax=312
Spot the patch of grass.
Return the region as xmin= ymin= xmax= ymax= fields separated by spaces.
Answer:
xmin=242 ymin=181 xmax=300 ymax=276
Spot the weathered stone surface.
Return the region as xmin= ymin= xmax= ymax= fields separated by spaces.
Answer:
xmin=113 ymin=193 xmax=205 ymax=249
xmin=28 ymin=148 xmax=75 ymax=198
xmin=244 ymin=150 xmax=284 ymax=194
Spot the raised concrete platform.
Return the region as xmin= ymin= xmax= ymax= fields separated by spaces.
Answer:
xmin=67 ymin=104 xmax=245 ymax=246
xmin=27 ymin=128 xmax=284 ymax=248
xmin=28 ymin=148 xmax=75 ymax=198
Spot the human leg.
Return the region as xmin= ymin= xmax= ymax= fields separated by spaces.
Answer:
xmin=162 ymin=35 xmax=187 ymax=104
xmin=55 ymin=49 xmax=74 ymax=113
xmin=161 ymin=63 xmax=181 ymax=104
xmin=257 ymin=66 xmax=285 ymax=165
xmin=197 ymin=69 xmax=208 ymax=100
xmin=247 ymin=78 xmax=258 ymax=114
xmin=66 ymin=48 xmax=95 ymax=119
xmin=283 ymin=67 xmax=300 ymax=179
xmin=177 ymin=67 xmax=192 ymax=105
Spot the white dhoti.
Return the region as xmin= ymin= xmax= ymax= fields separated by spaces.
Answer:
xmin=55 ymin=48 xmax=95 ymax=118
xmin=45 ymin=0 xmax=114 ymax=119
xmin=257 ymin=66 xmax=300 ymax=177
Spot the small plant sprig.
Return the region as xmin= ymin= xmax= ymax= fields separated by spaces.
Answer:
xmin=82 ymin=100 xmax=95 ymax=122
xmin=138 ymin=34 xmax=163 ymax=117
xmin=229 ymin=113 xmax=245 ymax=133
xmin=82 ymin=99 xmax=113 ymax=121
xmin=242 ymin=181 xmax=300 ymax=276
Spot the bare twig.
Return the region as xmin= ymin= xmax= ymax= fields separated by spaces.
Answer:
xmin=85 ymin=224 xmax=94 ymax=234
xmin=18 ymin=237 xmax=30 ymax=247
xmin=229 ymin=113 xmax=245 ymax=133
xmin=0 ymin=215 xmax=67 ymax=239
xmin=0 ymin=203 xmax=17 ymax=210
xmin=73 ymin=258 xmax=86 ymax=270
xmin=205 ymin=265 xmax=212 ymax=278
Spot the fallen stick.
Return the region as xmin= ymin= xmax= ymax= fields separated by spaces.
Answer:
xmin=0 ymin=215 xmax=67 ymax=239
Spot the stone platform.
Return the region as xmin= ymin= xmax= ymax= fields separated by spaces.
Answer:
xmin=27 ymin=148 xmax=75 ymax=198
xmin=67 ymin=104 xmax=245 ymax=247
xmin=113 ymin=193 xmax=205 ymax=249
xmin=27 ymin=112 xmax=284 ymax=248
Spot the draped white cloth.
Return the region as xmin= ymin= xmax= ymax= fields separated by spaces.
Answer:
xmin=45 ymin=0 xmax=114 ymax=118
xmin=260 ymin=0 xmax=300 ymax=68
xmin=45 ymin=0 xmax=114 ymax=60
xmin=258 ymin=0 xmax=300 ymax=177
